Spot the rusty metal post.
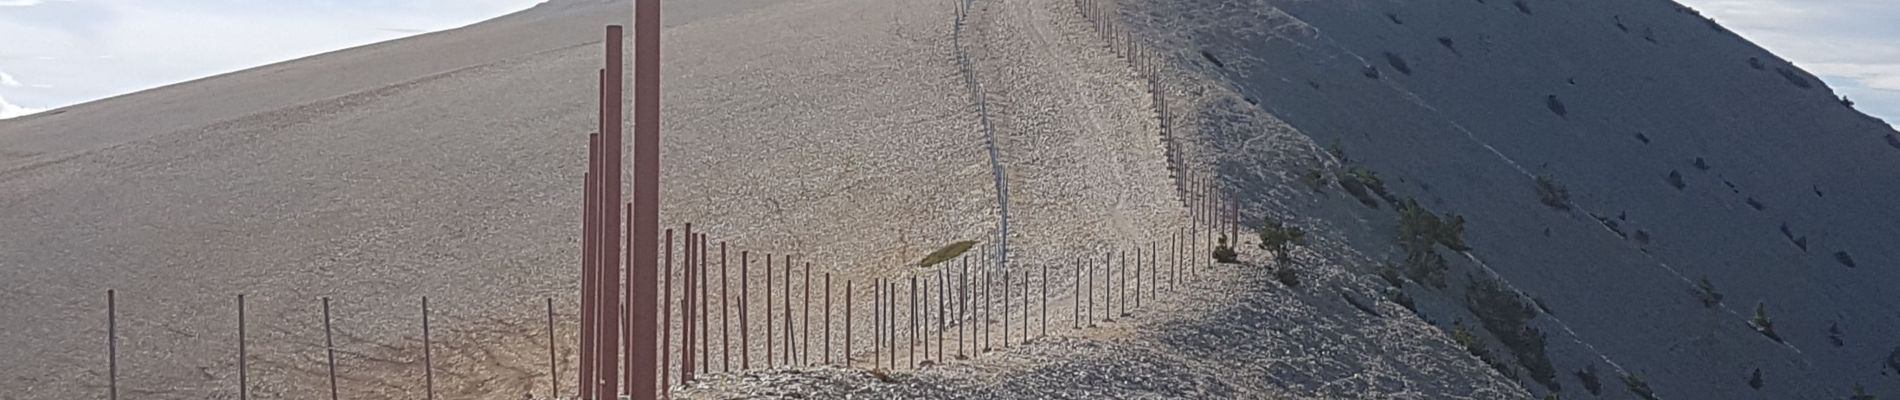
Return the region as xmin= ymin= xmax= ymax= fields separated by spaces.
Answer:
xmin=1134 ymin=245 xmax=1141 ymax=309
xmin=1084 ymin=255 xmax=1093 ymax=327
xmin=695 ymin=233 xmax=703 ymax=373
xmin=106 ymin=290 xmax=117 ymax=400
xmin=909 ymin=275 xmax=917 ymax=369
xmin=1151 ymin=241 xmax=1159 ymax=300
xmin=719 ymin=242 xmax=730 ymax=373
xmin=982 ymin=256 xmax=991 ymax=352
xmin=547 ymin=298 xmax=558 ymax=400
xmin=915 ymin=274 xmax=923 ymax=362
xmin=1021 ymin=268 xmax=1029 ymax=342
xmin=765 ymin=253 xmax=773 ymax=368
xmin=599 ymin=24 xmax=627 ymax=396
xmin=580 ymin=167 xmax=594 ymax=400
xmin=803 ymin=263 xmax=812 ymax=366
xmin=422 ymin=296 xmax=435 ymax=400
xmin=783 ymin=255 xmax=794 ymax=366
xmin=626 ymin=0 xmax=664 ymax=387
xmin=238 ymin=294 xmax=248 ymax=400
xmin=1074 ymin=258 xmax=1081 ymax=329
xmin=825 ymin=273 xmax=833 ymax=365
xmin=661 ymin=229 xmax=674 ymax=393
xmin=845 ymin=280 xmax=853 ymax=366
xmin=872 ymin=278 xmax=880 ymax=369
xmin=739 ymin=251 xmax=750 ymax=370
xmin=681 ymin=225 xmax=695 ymax=383
xmin=959 ymin=256 xmax=969 ymax=358
xmin=937 ymin=268 xmax=947 ymax=361
xmin=1041 ymin=263 xmax=1048 ymax=337
xmin=323 ymin=297 xmax=339 ymax=400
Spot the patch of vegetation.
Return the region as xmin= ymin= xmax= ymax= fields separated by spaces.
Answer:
xmin=1513 ymin=0 xmax=1533 ymax=15
xmin=1694 ymin=275 xmax=1723 ymax=308
xmin=1748 ymin=57 xmax=1764 ymax=70
xmin=917 ymin=240 xmax=978 ymax=267
xmin=1338 ymin=167 xmax=1388 ymax=208
xmin=1828 ymin=322 xmax=1844 ymax=347
xmin=1362 ymin=65 xmax=1382 ymax=79
xmin=1535 ymin=174 xmax=1570 ymax=210
xmin=1746 ymin=197 xmax=1764 ymax=211
xmin=1384 ymin=52 xmax=1413 ymax=75
xmin=1404 ymin=249 xmax=1448 ymax=289
xmin=1850 ymin=384 xmax=1874 ymax=400
xmin=1467 ymin=277 xmax=1558 ymax=391
xmin=1841 ymin=96 xmax=1856 ymax=108
xmin=1634 ymin=132 xmax=1651 ymax=144
xmin=1213 ymin=234 xmax=1239 ymax=264
xmin=1576 ymin=365 xmax=1603 ymax=395
xmin=1747 ymin=368 xmax=1763 ymax=390
xmin=1385 ymin=287 xmax=1416 ymax=312
xmin=1274 ymin=266 xmax=1300 ymax=288
xmin=1887 ymin=347 xmax=1900 ymax=376
xmin=1834 ymin=251 xmax=1857 ymax=268
xmin=1751 ymin=302 xmax=1782 ymax=342
xmin=1257 ymin=217 xmax=1307 ymax=263
xmin=1693 ymin=157 xmax=1710 ymax=170
xmin=1377 ymin=262 xmax=1404 ymax=287
xmin=1623 ymin=372 xmax=1659 ymax=400
xmin=1667 ymin=170 xmax=1686 ymax=190
xmin=1546 ymin=95 xmax=1568 ymax=117
xmin=1342 ymin=290 xmax=1378 ymax=316
xmin=1398 ymin=199 xmax=1470 ymax=251
xmin=1386 ymin=12 xmax=1404 ymax=25
xmin=1329 ymin=139 xmax=1348 ymax=162
xmin=1886 ymin=134 xmax=1900 ymax=150
xmin=1302 ymin=168 xmax=1331 ymax=193
xmin=1451 ymin=321 xmax=1493 ymax=361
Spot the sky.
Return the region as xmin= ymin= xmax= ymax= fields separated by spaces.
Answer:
xmin=0 ymin=0 xmax=545 ymax=119
xmin=1 ymin=1 xmax=1897 ymax=126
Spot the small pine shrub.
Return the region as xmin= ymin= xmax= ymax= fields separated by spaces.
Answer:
xmin=1377 ymin=262 xmax=1405 ymax=287
xmin=1546 ymin=95 xmax=1567 ymax=117
xmin=1213 ymin=234 xmax=1239 ymax=264
xmin=1257 ymin=218 xmax=1307 ymax=263
xmin=1339 ymin=167 xmax=1385 ymax=208
xmin=1468 ymin=277 xmax=1558 ymax=391
xmin=1667 ymin=170 xmax=1686 ymax=190
xmin=1694 ymin=275 xmax=1723 ymax=308
xmin=1274 ymin=266 xmax=1300 ymax=288
xmin=1850 ymin=384 xmax=1874 ymax=400
xmin=1302 ymin=168 xmax=1331 ymax=193
xmin=1747 ymin=368 xmax=1763 ymax=390
xmin=1623 ymin=373 xmax=1659 ymax=400
xmin=1576 ymin=365 xmax=1603 ymax=395
xmin=1751 ymin=302 xmax=1782 ymax=342
xmin=1535 ymin=174 xmax=1570 ymax=210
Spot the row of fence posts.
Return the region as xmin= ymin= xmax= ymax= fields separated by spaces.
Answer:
xmin=85 ymin=175 xmax=1240 ymax=400
xmin=97 ymin=290 xmax=568 ymax=400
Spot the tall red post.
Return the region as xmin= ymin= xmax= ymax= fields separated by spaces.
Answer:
xmin=682 ymin=224 xmax=694 ymax=383
xmin=580 ymin=166 xmax=595 ymax=400
xmin=599 ymin=23 xmax=625 ymax=396
xmin=627 ymin=0 xmax=664 ymax=393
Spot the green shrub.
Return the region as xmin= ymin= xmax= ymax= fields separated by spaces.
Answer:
xmin=1339 ymin=167 xmax=1387 ymax=208
xmin=1467 ymin=277 xmax=1558 ymax=391
xmin=1273 ymin=266 xmax=1300 ymax=288
xmin=1850 ymin=384 xmax=1874 ymax=400
xmin=1576 ymin=365 xmax=1603 ymax=395
xmin=1751 ymin=302 xmax=1782 ymax=342
xmin=1404 ymin=247 xmax=1448 ymax=289
xmin=1398 ymin=199 xmax=1469 ymax=251
xmin=1747 ymin=368 xmax=1762 ymax=390
xmin=1623 ymin=372 xmax=1659 ymax=400
xmin=1535 ymin=174 xmax=1571 ymax=210
xmin=1302 ymin=168 xmax=1331 ymax=193
xmin=1695 ymin=275 xmax=1723 ymax=308
xmin=1377 ymin=262 xmax=1405 ymax=287
xmin=1257 ymin=218 xmax=1307 ymax=262
xmin=1213 ymin=234 xmax=1239 ymax=264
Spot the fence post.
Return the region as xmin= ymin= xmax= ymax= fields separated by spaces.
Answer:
xmin=739 ymin=251 xmax=750 ymax=371
xmin=238 ymin=294 xmax=248 ymax=400
xmin=107 ymin=290 xmax=117 ymax=400
xmin=783 ymin=255 xmax=794 ymax=367
xmin=872 ymin=278 xmax=879 ymax=369
xmin=662 ymin=229 xmax=674 ymax=390
xmin=909 ymin=275 xmax=917 ymax=369
xmin=803 ymin=262 xmax=812 ymax=366
xmin=825 ymin=273 xmax=833 ymax=365
xmin=422 ymin=296 xmax=434 ymax=400
xmin=546 ymin=298 xmax=557 ymax=400
xmin=721 ymin=242 xmax=731 ymax=373
xmin=323 ymin=297 xmax=339 ymax=400
xmin=700 ymin=235 xmax=710 ymax=374
xmin=765 ymin=253 xmax=773 ymax=368
xmin=845 ymin=280 xmax=853 ymax=366
xmin=682 ymin=225 xmax=695 ymax=383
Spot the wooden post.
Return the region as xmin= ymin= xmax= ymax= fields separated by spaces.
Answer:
xmin=739 ymin=251 xmax=749 ymax=370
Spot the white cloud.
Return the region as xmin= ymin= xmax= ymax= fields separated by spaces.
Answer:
xmin=0 ymin=93 xmax=44 ymax=119
xmin=0 ymin=71 xmax=20 ymax=87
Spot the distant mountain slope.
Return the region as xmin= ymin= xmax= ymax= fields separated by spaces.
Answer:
xmin=1141 ymin=0 xmax=1900 ymax=397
